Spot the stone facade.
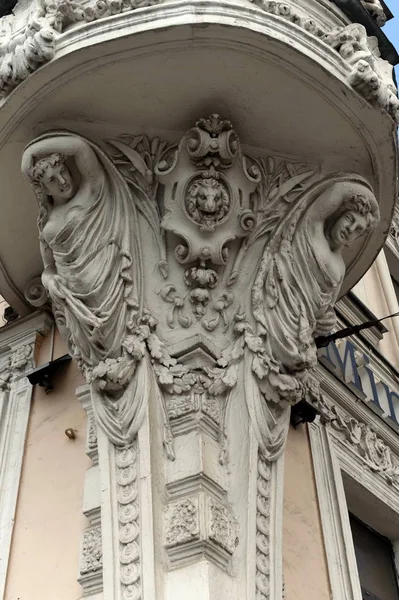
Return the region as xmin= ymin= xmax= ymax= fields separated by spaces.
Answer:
xmin=0 ymin=0 xmax=397 ymax=599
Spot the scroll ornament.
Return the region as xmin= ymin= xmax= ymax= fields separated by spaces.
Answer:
xmin=22 ymin=115 xmax=379 ymax=460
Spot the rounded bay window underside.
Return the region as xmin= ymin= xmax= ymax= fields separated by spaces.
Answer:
xmin=0 ymin=0 xmax=396 ymax=313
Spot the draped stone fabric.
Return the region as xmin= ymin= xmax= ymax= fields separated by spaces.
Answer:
xmin=252 ymin=173 xmax=377 ymax=376
xmin=247 ymin=174 xmax=379 ymax=458
xmin=22 ymin=132 xmax=148 ymax=444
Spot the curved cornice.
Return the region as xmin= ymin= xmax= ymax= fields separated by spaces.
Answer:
xmin=0 ymin=0 xmax=396 ymax=309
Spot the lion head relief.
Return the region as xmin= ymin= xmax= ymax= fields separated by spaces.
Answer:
xmin=185 ymin=176 xmax=231 ymax=230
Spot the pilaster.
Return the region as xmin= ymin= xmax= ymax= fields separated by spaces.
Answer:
xmin=0 ymin=311 xmax=52 ymax=598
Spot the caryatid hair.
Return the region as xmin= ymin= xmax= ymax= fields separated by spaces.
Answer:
xmin=327 ymin=191 xmax=380 ymax=238
xmin=27 ymin=153 xmax=65 ymax=185
xmin=25 ymin=152 xmax=68 ymax=236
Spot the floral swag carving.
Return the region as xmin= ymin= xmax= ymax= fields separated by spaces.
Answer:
xmin=22 ymin=115 xmax=380 ymax=461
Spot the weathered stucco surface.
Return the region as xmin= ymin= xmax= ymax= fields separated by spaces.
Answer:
xmin=283 ymin=425 xmax=331 ymax=600
xmin=5 ymin=330 xmax=87 ymax=600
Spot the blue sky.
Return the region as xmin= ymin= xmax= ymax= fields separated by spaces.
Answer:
xmin=383 ymin=0 xmax=399 ymax=75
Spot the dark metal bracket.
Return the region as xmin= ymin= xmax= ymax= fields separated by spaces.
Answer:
xmin=290 ymin=399 xmax=320 ymax=428
xmin=26 ymin=354 xmax=72 ymax=394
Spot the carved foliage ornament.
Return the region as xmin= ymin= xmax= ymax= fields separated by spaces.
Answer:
xmin=164 ymin=492 xmax=238 ymax=566
xmin=80 ymin=526 xmax=103 ymax=576
xmin=22 ymin=116 xmax=379 ymax=461
xmin=250 ymin=3 xmax=398 ymax=123
xmin=318 ymin=396 xmax=399 ymax=487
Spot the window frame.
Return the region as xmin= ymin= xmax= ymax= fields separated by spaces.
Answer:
xmin=309 ymin=408 xmax=399 ymax=600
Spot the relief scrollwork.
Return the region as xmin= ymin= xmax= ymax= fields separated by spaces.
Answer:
xmin=318 ymin=396 xmax=399 ymax=487
xmin=80 ymin=525 xmax=103 ymax=577
xmin=155 ymin=115 xmax=259 ymax=332
xmin=156 ymin=114 xmax=259 ymax=267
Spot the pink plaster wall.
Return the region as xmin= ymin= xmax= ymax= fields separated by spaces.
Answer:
xmin=5 ymin=330 xmax=89 ymax=600
xmin=283 ymin=424 xmax=331 ymax=600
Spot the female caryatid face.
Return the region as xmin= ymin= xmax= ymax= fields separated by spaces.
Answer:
xmin=329 ymin=210 xmax=370 ymax=250
xmin=40 ymin=162 xmax=75 ymax=204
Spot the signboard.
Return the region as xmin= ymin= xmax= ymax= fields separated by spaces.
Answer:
xmin=319 ymin=340 xmax=399 ymax=431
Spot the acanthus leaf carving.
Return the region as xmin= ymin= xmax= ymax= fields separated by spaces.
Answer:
xmin=164 ymin=491 xmax=238 ymax=568
xmin=0 ymin=0 xmax=161 ymax=98
xmin=207 ymin=496 xmax=238 ymax=555
xmin=164 ymin=496 xmax=200 ymax=547
xmin=0 ymin=0 xmax=396 ymax=126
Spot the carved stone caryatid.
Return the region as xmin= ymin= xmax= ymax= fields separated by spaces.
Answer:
xmin=206 ymin=174 xmax=379 ymax=460
xmin=22 ymin=119 xmax=380 ymax=460
xmin=21 ymin=132 xmax=156 ymax=447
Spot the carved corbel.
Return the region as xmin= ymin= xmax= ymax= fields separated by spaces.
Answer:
xmin=22 ymin=117 xmax=379 ymax=463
